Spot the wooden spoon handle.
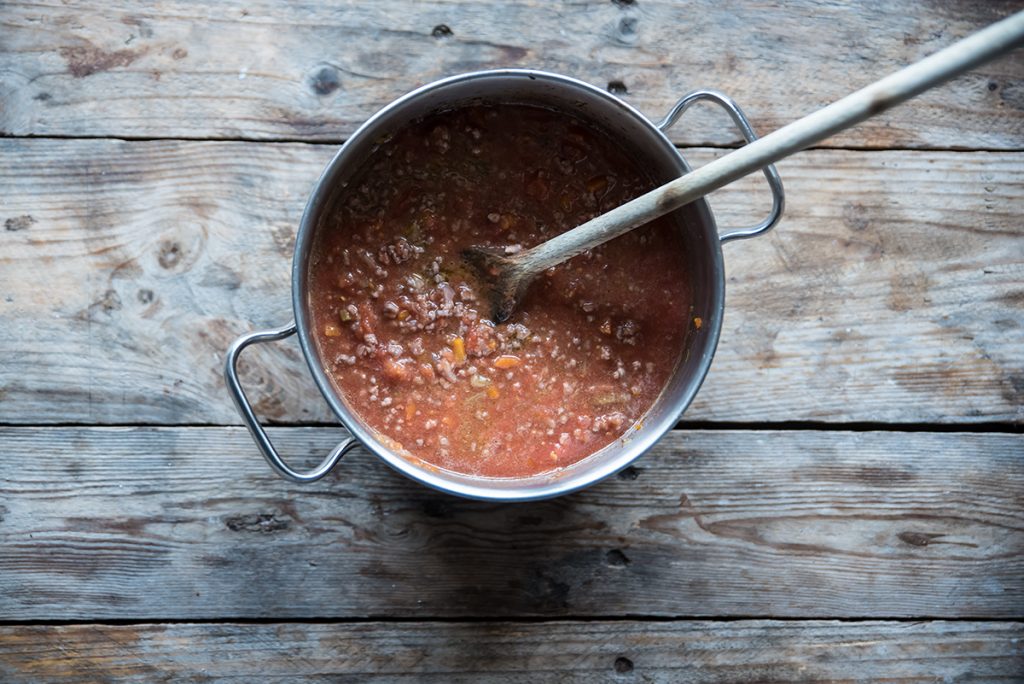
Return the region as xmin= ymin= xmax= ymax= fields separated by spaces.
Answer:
xmin=515 ymin=10 xmax=1024 ymax=275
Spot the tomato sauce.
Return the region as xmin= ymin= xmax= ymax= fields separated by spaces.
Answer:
xmin=308 ymin=104 xmax=691 ymax=478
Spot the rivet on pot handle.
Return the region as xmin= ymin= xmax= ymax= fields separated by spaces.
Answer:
xmin=656 ymin=89 xmax=785 ymax=243
xmin=224 ymin=322 xmax=358 ymax=483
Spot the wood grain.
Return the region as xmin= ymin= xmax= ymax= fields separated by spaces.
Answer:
xmin=1 ymin=139 xmax=1020 ymax=425
xmin=2 ymin=1 xmax=1021 ymax=674
xmin=1 ymin=427 xmax=1021 ymax=620
xmin=2 ymin=1 xmax=1023 ymax=148
xmin=1 ymin=620 xmax=1021 ymax=683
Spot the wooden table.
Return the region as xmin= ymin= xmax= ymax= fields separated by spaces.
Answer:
xmin=2 ymin=1 xmax=1022 ymax=680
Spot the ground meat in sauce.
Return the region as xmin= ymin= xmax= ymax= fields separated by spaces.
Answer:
xmin=308 ymin=104 xmax=691 ymax=478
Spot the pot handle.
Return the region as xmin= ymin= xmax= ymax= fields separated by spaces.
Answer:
xmin=224 ymin=322 xmax=359 ymax=483
xmin=656 ymin=89 xmax=785 ymax=243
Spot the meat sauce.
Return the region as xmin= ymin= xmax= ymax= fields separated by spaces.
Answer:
xmin=308 ymin=104 xmax=691 ymax=478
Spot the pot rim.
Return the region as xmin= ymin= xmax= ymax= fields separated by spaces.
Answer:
xmin=291 ymin=68 xmax=725 ymax=501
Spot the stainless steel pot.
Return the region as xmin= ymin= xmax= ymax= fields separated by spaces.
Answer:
xmin=224 ymin=69 xmax=784 ymax=501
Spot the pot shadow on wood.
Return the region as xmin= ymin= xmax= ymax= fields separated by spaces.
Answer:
xmin=176 ymin=431 xmax=669 ymax=619
xmin=344 ymin=455 xmax=653 ymax=617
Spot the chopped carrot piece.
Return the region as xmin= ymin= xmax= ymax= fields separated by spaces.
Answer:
xmin=383 ymin=358 xmax=411 ymax=382
xmin=493 ymin=355 xmax=521 ymax=369
xmin=451 ymin=336 xmax=466 ymax=364
xmin=586 ymin=175 xmax=608 ymax=194
xmin=486 ymin=386 xmax=500 ymax=399
xmin=694 ymin=316 xmax=702 ymax=329
xmin=405 ymin=402 xmax=416 ymax=421
xmin=324 ymin=324 xmax=341 ymax=337
xmin=397 ymin=310 xmax=410 ymax=321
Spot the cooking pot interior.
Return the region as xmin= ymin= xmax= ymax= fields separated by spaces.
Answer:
xmin=294 ymin=71 xmax=724 ymax=499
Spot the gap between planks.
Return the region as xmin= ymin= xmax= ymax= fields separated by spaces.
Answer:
xmin=2 ymin=131 xmax=1022 ymax=154
xmin=1 ymin=616 xmax=1022 ymax=627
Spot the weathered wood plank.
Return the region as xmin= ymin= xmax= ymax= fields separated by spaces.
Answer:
xmin=1 ymin=427 xmax=1020 ymax=620
xmin=0 ymin=139 xmax=1020 ymax=424
xmin=0 ymin=620 xmax=1021 ymax=683
xmin=2 ymin=1 xmax=1022 ymax=148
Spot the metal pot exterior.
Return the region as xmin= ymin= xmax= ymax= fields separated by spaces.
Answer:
xmin=226 ymin=69 xmax=783 ymax=501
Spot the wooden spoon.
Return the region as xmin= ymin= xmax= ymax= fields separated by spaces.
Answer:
xmin=464 ymin=11 xmax=1024 ymax=323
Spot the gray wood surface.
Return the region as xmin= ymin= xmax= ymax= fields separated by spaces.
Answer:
xmin=1 ymin=140 xmax=1020 ymax=425
xmin=1 ymin=620 xmax=1022 ymax=683
xmin=2 ymin=1 xmax=1023 ymax=679
xmin=2 ymin=1 xmax=1023 ymax=148
xmin=2 ymin=427 xmax=1021 ymax=620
